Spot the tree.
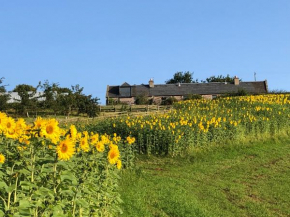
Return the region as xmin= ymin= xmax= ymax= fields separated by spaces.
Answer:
xmin=39 ymin=80 xmax=60 ymax=112
xmin=76 ymin=94 xmax=100 ymax=117
xmin=165 ymin=71 xmax=198 ymax=84
xmin=56 ymin=84 xmax=99 ymax=117
xmin=0 ymin=77 xmax=7 ymax=92
xmin=0 ymin=77 xmax=9 ymax=111
xmin=204 ymin=74 xmax=240 ymax=83
xmin=12 ymin=84 xmax=38 ymax=116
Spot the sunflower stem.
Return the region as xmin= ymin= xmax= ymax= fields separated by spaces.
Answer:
xmin=53 ymin=161 xmax=57 ymax=194
xmin=14 ymin=176 xmax=18 ymax=203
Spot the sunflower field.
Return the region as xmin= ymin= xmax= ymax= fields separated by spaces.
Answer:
xmin=0 ymin=113 xmax=135 ymax=216
xmin=87 ymin=94 xmax=290 ymax=157
xmin=1 ymin=94 xmax=290 ymax=216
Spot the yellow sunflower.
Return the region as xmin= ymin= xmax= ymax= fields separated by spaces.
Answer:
xmin=5 ymin=128 xmax=18 ymax=139
xmin=0 ymin=153 xmax=5 ymax=164
xmin=109 ymin=143 xmax=119 ymax=151
xmin=108 ymin=147 xmax=120 ymax=165
xmin=56 ymin=138 xmax=75 ymax=161
xmin=80 ymin=137 xmax=89 ymax=152
xmin=116 ymin=159 xmax=122 ymax=170
xmin=90 ymin=133 xmax=99 ymax=145
xmin=15 ymin=118 xmax=27 ymax=137
xmin=33 ymin=117 xmax=44 ymax=129
xmin=0 ymin=112 xmax=7 ymax=131
xmin=68 ymin=125 xmax=78 ymax=141
xmin=126 ymin=136 xmax=136 ymax=145
xmin=4 ymin=116 xmax=16 ymax=132
xmin=96 ymin=141 xmax=105 ymax=152
xmin=40 ymin=119 xmax=60 ymax=144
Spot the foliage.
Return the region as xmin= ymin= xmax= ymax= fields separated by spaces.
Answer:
xmin=184 ymin=94 xmax=202 ymax=100
xmin=12 ymin=84 xmax=38 ymax=116
xmin=135 ymin=94 xmax=149 ymax=105
xmin=13 ymin=84 xmax=36 ymax=92
xmin=204 ymin=74 xmax=240 ymax=83
xmin=38 ymin=80 xmax=59 ymax=111
xmin=0 ymin=112 xmax=136 ymax=216
xmin=219 ymin=89 xmax=248 ymax=98
xmin=0 ymin=77 xmax=7 ymax=93
xmin=119 ymin=136 xmax=290 ymax=217
xmin=37 ymin=82 xmax=99 ymax=117
xmin=161 ymin=97 xmax=178 ymax=105
xmin=87 ymin=94 xmax=290 ymax=157
xmin=0 ymin=78 xmax=9 ymax=111
xmin=165 ymin=71 xmax=198 ymax=84
xmin=269 ymin=89 xmax=289 ymax=94
xmin=76 ymin=94 xmax=99 ymax=117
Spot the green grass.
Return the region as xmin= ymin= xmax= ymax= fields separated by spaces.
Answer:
xmin=119 ymin=136 xmax=290 ymax=217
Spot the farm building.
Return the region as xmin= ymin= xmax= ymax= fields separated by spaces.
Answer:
xmin=106 ymin=77 xmax=268 ymax=105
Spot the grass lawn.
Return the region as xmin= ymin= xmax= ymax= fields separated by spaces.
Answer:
xmin=119 ymin=136 xmax=290 ymax=217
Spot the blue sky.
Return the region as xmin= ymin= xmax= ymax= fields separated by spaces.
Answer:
xmin=1 ymin=0 xmax=289 ymax=104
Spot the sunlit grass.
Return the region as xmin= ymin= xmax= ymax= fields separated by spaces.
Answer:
xmin=119 ymin=135 xmax=290 ymax=217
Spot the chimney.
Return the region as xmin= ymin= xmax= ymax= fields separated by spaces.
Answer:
xmin=149 ymin=78 xmax=154 ymax=88
xmin=234 ymin=76 xmax=239 ymax=85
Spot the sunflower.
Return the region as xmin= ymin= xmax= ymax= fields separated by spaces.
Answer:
xmin=15 ymin=118 xmax=27 ymax=137
xmin=0 ymin=153 xmax=5 ymax=164
xmin=56 ymin=138 xmax=75 ymax=161
xmin=4 ymin=117 xmax=16 ymax=132
xmin=116 ymin=159 xmax=122 ymax=170
xmin=96 ymin=141 xmax=105 ymax=152
xmin=5 ymin=128 xmax=18 ymax=139
xmin=0 ymin=112 xmax=7 ymax=131
xmin=41 ymin=119 xmax=60 ymax=144
xmin=126 ymin=136 xmax=136 ymax=145
xmin=109 ymin=143 xmax=118 ymax=151
xmin=90 ymin=133 xmax=99 ymax=145
xmin=80 ymin=137 xmax=90 ymax=152
xmin=108 ymin=147 xmax=120 ymax=165
xmin=68 ymin=125 xmax=78 ymax=141
xmin=33 ymin=117 xmax=44 ymax=129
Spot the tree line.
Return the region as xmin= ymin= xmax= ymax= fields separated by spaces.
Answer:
xmin=0 ymin=78 xmax=99 ymax=117
xmin=165 ymin=71 xmax=240 ymax=84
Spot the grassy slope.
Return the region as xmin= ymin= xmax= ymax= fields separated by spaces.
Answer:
xmin=119 ymin=136 xmax=290 ymax=217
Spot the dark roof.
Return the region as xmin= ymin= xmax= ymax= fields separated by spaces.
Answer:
xmin=121 ymin=82 xmax=131 ymax=87
xmin=106 ymin=81 xmax=268 ymax=98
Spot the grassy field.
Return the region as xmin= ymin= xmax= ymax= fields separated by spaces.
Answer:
xmin=119 ymin=135 xmax=290 ymax=217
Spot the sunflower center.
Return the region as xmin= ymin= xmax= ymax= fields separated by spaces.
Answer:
xmin=110 ymin=152 xmax=116 ymax=159
xmin=7 ymin=122 xmax=11 ymax=128
xmin=46 ymin=125 xmax=54 ymax=134
xmin=61 ymin=144 xmax=68 ymax=153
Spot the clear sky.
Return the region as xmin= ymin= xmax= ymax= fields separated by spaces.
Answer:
xmin=1 ymin=0 xmax=289 ymax=104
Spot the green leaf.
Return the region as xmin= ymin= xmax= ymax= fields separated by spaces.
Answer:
xmin=18 ymin=169 xmax=30 ymax=175
xmin=57 ymin=161 xmax=69 ymax=169
xmin=75 ymin=198 xmax=89 ymax=208
xmin=7 ymin=185 xmax=14 ymax=193
xmin=0 ymin=181 xmax=8 ymax=190
xmin=18 ymin=200 xmax=31 ymax=216
xmin=35 ymin=187 xmax=54 ymax=199
xmin=60 ymin=173 xmax=77 ymax=184
xmin=19 ymin=181 xmax=37 ymax=190
xmin=52 ymin=205 xmax=66 ymax=217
